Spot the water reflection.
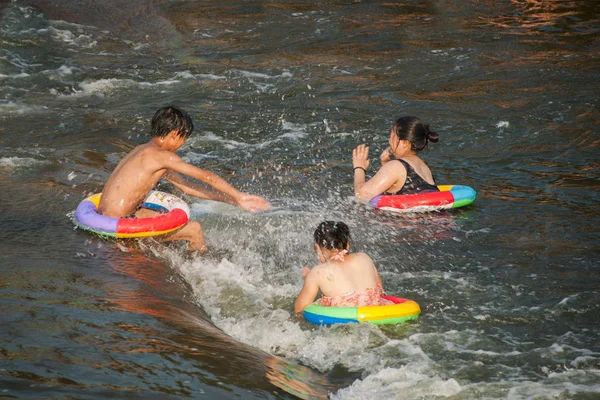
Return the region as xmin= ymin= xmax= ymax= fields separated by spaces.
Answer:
xmin=476 ymin=0 xmax=599 ymax=35
xmin=365 ymin=209 xmax=460 ymax=243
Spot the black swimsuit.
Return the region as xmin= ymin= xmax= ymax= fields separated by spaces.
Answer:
xmin=384 ymin=159 xmax=439 ymax=195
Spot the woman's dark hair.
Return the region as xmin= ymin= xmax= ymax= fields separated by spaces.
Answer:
xmin=314 ymin=221 xmax=351 ymax=250
xmin=393 ymin=116 xmax=439 ymax=152
xmin=151 ymin=106 xmax=194 ymax=139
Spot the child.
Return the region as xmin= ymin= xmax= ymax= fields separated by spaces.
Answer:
xmin=352 ymin=116 xmax=439 ymax=201
xmin=98 ymin=105 xmax=270 ymax=252
xmin=294 ymin=221 xmax=391 ymax=313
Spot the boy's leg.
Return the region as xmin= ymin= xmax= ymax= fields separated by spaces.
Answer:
xmin=163 ymin=220 xmax=207 ymax=253
xmin=135 ymin=209 xmax=207 ymax=253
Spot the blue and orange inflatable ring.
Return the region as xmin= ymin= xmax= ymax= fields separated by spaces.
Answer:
xmin=370 ymin=185 xmax=476 ymax=212
xmin=75 ymin=191 xmax=190 ymax=238
xmin=303 ymin=296 xmax=421 ymax=325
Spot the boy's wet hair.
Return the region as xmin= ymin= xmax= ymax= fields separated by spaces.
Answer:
xmin=393 ymin=116 xmax=439 ymax=152
xmin=151 ymin=106 xmax=194 ymax=139
xmin=314 ymin=221 xmax=351 ymax=250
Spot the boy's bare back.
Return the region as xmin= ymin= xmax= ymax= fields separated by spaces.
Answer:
xmin=99 ymin=141 xmax=172 ymax=218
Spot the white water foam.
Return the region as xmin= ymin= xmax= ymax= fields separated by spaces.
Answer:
xmin=233 ymin=70 xmax=293 ymax=80
xmin=189 ymin=131 xmax=254 ymax=150
xmin=181 ymin=152 xmax=220 ymax=165
xmin=505 ymin=369 xmax=600 ymax=399
xmin=230 ymin=69 xmax=293 ymax=93
xmin=55 ymin=70 xmax=232 ymax=100
xmin=157 ymin=212 xmax=467 ymax=398
xmin=57 ymin=75 xmax=184 ymax=98
xmin=0 ymin=102 xmax=47 ymax=115
xmin=185 ymin=123 xmax=310 ymax=152
xmin=49 ymin=27 xmax=97 ymax=48
xmin=173 ymin=71 xmax=227 ymax=81
xmin=278 ymin=121 xmax=311 ymax=141
xmin=57 ymin=78 xmax=138 ymax=98
xmin=332 ymin=366 xmax=461 ymax=400
xmin=0 ymin=72 xmax=29 ymax=79
xmin=0 ymin=157 xmax=49 ymax=168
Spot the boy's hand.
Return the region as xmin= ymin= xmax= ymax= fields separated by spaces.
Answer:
xmin=237 ymin=193 xmax=270 ymax=213
xmin=301 ymin=266 xmax=310 ymax=280
xmin=380 ymin=147 xmax=392 ymax=165
xmin=352 ymin=144 xmax=370 ymax=170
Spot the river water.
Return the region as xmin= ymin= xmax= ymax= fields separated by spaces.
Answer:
xmin=1 ymin=1 xmax=599 ymax=399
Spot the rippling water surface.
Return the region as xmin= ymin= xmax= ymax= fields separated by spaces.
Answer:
xmin=1 ymin=1 xmax=599 ymax=398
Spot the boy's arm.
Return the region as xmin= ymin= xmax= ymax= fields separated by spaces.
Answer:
xmin=294 ymin=269 xmax=320 ymax=313
xmin=162 ymin=152 xmax=269 ymax=212
xmin=163 ymin=154 xmax=242 ymax=199
xmin=164 ymin=170 xmax=238 ymax=205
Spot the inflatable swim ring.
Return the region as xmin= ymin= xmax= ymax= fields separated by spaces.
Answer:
xmin=75 ymin=190 xmax=190 ymax=238
xmin=303 ymin=296 xmax=420 ymax=325
xmin=370 ymin=185 xmax=476 ymax=212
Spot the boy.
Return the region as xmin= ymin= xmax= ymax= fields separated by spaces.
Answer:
xmin=99 ymin=106 xmax=270 ymax=252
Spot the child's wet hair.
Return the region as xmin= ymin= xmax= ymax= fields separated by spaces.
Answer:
xmin=314 ymin=221 xmax=351 ymax=250
xmin=151 ymin=105 xmax=194 ymax=139
xmin=393 ymin=116 xmax=439 ymax=152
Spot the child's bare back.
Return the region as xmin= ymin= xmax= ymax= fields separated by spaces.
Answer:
xmin=294 ymin=222 xmax=388 ymax=312
xmin=311 ymin=252 xmax=380 ymax=298
xmin=99 ymin=142 xmax=171 ymax=218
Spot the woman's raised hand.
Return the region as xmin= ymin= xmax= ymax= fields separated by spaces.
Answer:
xmin=352 ymin=144 xmax=370 ymax=170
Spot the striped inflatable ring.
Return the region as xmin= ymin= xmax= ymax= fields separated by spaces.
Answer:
xmin=370 ymin=185 xmax=476 ymax=212
xmin=303 ymin=296 xmax=421 ymax=325
xmin=75 ymin=191 xmax=190 ymax=238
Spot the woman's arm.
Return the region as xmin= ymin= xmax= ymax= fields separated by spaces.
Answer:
xmin=352 ymin=146 xmax=407 ymax=201
xmin=352 ymin=144 xmax=370 ymax=199
xmin=294 ymin=269 xmax=320 ymax=313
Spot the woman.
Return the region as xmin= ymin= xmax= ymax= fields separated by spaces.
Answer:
xmin=352 ymin=116 xmax=439 ymax=201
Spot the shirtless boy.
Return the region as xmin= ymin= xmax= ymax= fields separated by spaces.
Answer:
xmin=99 ymin=106 xmax=270 ymax=252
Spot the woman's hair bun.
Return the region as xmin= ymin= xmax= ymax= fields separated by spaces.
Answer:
xmin=394 ymin=116 xmax=438 ymax=151
xmin=425 ymin=124 xmax=439 ymax=143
